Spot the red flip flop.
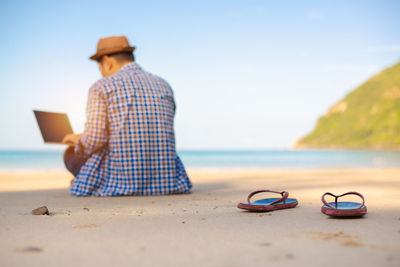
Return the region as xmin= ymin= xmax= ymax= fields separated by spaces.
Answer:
xmin=321 ymin=192 xmax=367 ymax=217
xmin=237 ymin=190 xmax=298 ymax=212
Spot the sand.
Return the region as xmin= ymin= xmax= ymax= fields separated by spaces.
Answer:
xmin=0 ymin=168 xmax=399 ymax=267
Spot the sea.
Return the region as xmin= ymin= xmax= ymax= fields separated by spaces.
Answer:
xmin=0 ymin=150 xmax=399 ymax=171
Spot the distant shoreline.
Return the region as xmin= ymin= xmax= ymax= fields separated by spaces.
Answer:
xmin=2 ymin=166 xmax=400 ymax=173
xmin=292 ymin=144 xmax=400 ymax=151
xmin=0 ymin=150 xmax=400 ymax=170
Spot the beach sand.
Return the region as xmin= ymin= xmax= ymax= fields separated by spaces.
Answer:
xmin=0 ymin=168 xmax=399 ymax=267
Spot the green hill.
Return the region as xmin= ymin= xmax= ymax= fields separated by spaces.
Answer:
xmin=295 ymin=61 xmax=400 ymax=150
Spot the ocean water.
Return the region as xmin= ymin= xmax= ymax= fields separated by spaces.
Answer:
xmin=0 ymin=150 xmax=399 ymax=171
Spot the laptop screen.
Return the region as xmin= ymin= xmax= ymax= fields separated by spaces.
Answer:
xmin=34 ymin=110 xmax=74 ymax=143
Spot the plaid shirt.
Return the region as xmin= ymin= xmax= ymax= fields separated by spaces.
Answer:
xmin=70 ymin=62 xmax=192 ymax=196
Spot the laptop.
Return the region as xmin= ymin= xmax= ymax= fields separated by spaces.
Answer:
xmin=33 ymin=110 xmax=73 ymax=144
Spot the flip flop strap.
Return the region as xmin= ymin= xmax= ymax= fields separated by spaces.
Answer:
xmin=321 ymin=192 xmax=365 ymax=209
xmin=247 ymin=190 xmax=289 ymax=206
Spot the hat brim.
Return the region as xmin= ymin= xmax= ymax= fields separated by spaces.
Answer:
xmin=89 ymin=46 xmax=135 ymax=61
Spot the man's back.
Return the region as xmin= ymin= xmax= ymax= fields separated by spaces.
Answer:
xmin=70 ymin=62 xmax=192 ymax=196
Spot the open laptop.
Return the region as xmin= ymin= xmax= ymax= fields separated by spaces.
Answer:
xmin=33 ymin=110 xmax=73 ymax=144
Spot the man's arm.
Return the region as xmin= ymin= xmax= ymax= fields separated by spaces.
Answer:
xmin=73 ymin=85 xmax=109 ymax=156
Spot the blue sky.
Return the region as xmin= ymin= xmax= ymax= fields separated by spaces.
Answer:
xmin=0 ymin=0 xmax=399 ymax=150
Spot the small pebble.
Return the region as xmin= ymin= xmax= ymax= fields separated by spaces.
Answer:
xmin=31 ymin=206 xmax=49 ymax=215
xmin=83 ymin=208 xmax=90 ymax=211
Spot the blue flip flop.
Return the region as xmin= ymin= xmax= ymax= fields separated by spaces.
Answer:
xmin=321 ymin=192 xmax=367 ymax=217
xmin=238 ymin=190 xmax=298 ymax=212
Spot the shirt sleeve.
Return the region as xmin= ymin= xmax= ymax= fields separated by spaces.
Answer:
xmin=75 ymin=83 xmax=108 ymax=156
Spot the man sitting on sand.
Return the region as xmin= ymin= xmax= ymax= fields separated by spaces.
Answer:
xmin=62 ymin=36 xmax=192 ymax=196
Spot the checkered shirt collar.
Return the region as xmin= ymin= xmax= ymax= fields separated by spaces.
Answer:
xmin=118 ymin=62 xmax=142 ymax=73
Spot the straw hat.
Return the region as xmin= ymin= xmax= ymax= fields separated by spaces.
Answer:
xmin=90 ymin=35 xmax=135 ymax=61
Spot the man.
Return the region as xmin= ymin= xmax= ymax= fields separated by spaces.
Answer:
xmin=62 ymin=36 xmax=192 ymax=196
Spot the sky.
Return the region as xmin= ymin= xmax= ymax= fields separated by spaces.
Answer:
xmin=0 ymin=0 xmax=399 ymax=150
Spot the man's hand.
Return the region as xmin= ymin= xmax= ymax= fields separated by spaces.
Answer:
xmin=62 ymin=133 xmax=82 ymax=146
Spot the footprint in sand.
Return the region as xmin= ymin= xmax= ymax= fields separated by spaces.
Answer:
xmin=72 ymin=224 xmax=99 ymax=229
xmin=306 ymin=232 xmax=365 ymax=247
xmin=52 ymin=211 xmax=71 ymax=216
xmin=16 ymin=246 xmax=43 ymax=253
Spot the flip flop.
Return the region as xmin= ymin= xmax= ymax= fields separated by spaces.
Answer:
xmin=321 ymin=192 xmax=367 ymax=217
xmin=237 ymin=190 xmax=298 ymax=212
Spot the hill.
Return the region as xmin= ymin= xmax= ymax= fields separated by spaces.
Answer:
xmin=295 ymin=61 xmax=400 ymax=150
